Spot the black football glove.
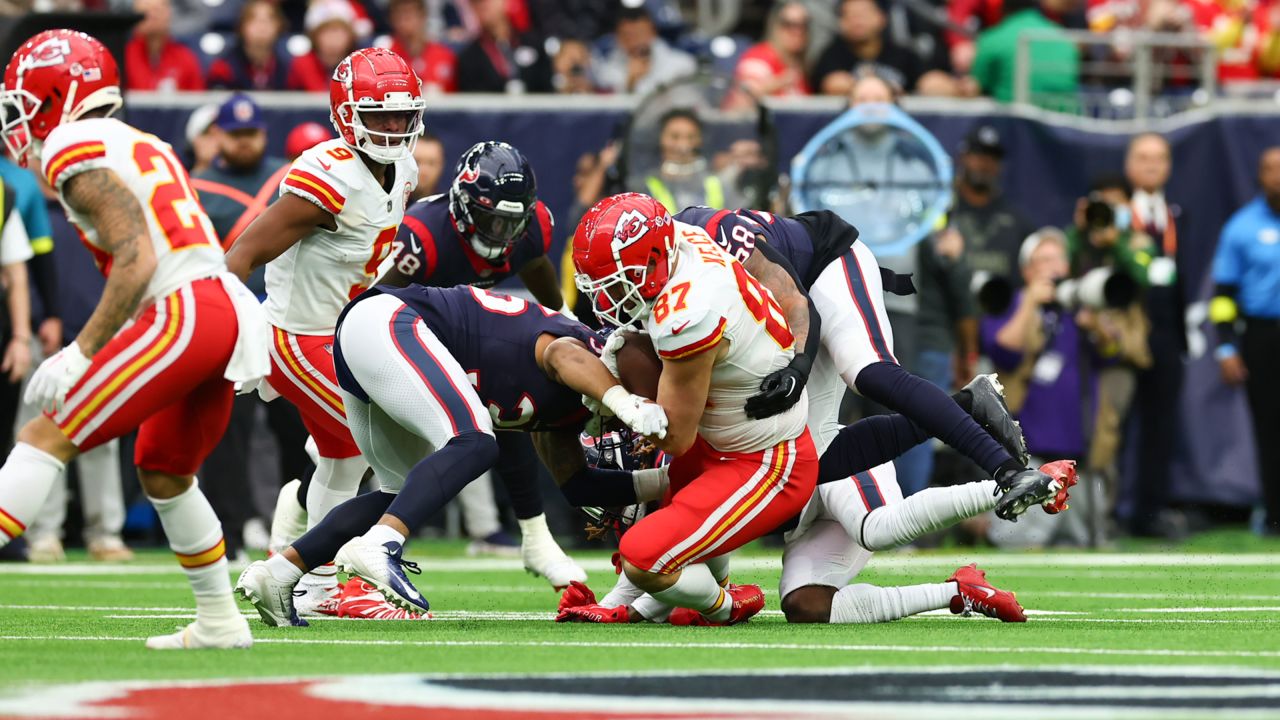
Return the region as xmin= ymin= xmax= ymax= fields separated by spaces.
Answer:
xmin=745 ymin=353 xmax=812 ymax=419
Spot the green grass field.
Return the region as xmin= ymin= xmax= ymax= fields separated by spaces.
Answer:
xmin=2 ymin=533 xmax=1278 ymax=718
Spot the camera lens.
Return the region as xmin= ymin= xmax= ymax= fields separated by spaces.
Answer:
xmin=1085 ymin=199 xmax=1114 ymax=229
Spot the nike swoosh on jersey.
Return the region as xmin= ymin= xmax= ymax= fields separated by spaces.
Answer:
xmin=318 ymin=158 xmax=332 ymax=171
xmin=671 ymin=320 xmax=692 ymax=335
xmin=410 ymin=234 xmax=422 ymax=255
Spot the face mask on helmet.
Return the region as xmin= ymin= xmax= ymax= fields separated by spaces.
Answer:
xmin=468 ymin=202 xmax=531 ymax=260
xmin=575 ymin=267 xmax=651 ymax=329
xmin=342 ymin=101 xmax=423 ymax=164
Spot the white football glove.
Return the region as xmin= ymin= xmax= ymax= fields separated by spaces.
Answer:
xmin=600 ymin=330 xmax=629 ymax=379
xmin=25 ymin=341 xmax=92 ymax=414
xmin=601 ymin=385 xmax=668 ymax=439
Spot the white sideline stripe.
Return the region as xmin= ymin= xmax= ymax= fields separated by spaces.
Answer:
xmin=3 ymin=634 xmax=1278 ymax=659
xmin=98 ymin=613 xmax=1273 ymax=625
xmin=6 ymin=552 xmax=1280 ymax=576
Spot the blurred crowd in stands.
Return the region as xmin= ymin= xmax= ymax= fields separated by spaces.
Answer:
xmin=7 ymin=0 xmax=1280 ymax=102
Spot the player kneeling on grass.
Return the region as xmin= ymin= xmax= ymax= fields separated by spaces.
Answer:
xmin=0 ymin=30 xmax=269 ymax=649
xmin=235 ymin=284 xmax=666 ymax=625
xmin=560 ymin=193 xmax=821 ymax=626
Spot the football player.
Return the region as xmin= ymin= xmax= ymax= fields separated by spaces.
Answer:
xmin=234 ymin=284 xmax=666 ymax=624
xmin=224 ymin=47 xmax=424 ymax=618
xmin=0 ymin=30 xmax=269 ymax=648
xmin=566 ymin=193 xmax=821 ymax=626
xmin=377 ymin=140 xmax=585 ymax=589
xmin=559 ymin=206 xmax=1072 ymax=625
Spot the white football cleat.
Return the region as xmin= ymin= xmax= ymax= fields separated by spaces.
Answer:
xmin=145 ymin=619 xmax=252 ymax=650
xmin=521 ymin=534 xmax=587 ymax=590
xmin=268 ymin=479 xmax=307 ymax=555
xmin=294 ymin=571 xmax=341 ymax=618
xmin=335 ymin=536 xmax=430 ymax=614
xmin=235 ymin=561 xmax=307 ymax=627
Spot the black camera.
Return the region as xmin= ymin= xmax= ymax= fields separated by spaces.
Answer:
xmin=1084 ymin=196 xmax=1114 ymax=230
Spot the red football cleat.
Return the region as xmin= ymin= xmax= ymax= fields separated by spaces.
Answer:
xmin=558 ymin=580 xmax=597 ymax=613
xmin=336 ymin=578 xmax=430 ymax=620
xmin=1039 ymin=460 xmax=1077 ymax=515
xmin=948 ymin=564 xmax=1026 ymax=622
xmin=668 ymin=583 xmax=766 ymax=626
xmin=555 ymin=603 xmax=630 ymax=623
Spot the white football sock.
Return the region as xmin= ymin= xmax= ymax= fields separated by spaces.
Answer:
xmin=517 ymin=513 xmax=554 ymax=544
xmin=630 ymin=593 xmax=673 ymax=623
xmin=265 ymin=553 xmax=306 ymax=585
xmin=600 ymin=572 xmax=646 ymax=609
xmin=829 ymin=582 xmax=958 ymax=624
xmin=363 ymin=523 xmax=406 ymax=547
xmin=848 ymin=481 xmax=998 ymax=551
xmin=300 ymin=563 xmax=338 ymax=588
xmin=650 ymin=564 xmax=729 ymax=622
xmin=0 ymin=443 xmax=65 ymax=546
xmin=704 ymin=555 xmax=731 ymax=586
xmin=306 ymin=456 xmax=367 ymax=530
xmin=149 ymin=479 xmax=240 ymax=626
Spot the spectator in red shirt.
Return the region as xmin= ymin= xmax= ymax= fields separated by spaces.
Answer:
xmin=734 ymin=1 xmax=812 ymax=99
xmin=124 ymin=0 xmax=206 ymax=91
xmin=207 ymin=0 xmax=289 ymax=91
xmin=288 ymin=0 xmax=360 ymax=91
xmin=388 ymin=0 xmax=457 ymax=93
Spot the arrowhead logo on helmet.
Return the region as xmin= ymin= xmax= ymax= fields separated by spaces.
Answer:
xmin=0 ymin=29 xmax=123 ymax=166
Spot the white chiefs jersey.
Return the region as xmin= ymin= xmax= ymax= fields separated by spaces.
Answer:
xmin=644 ymin=221 xmax=808 ymax=453
xmin=42 ymin=118 xmax=225 ymax=300
xmin=264 ymin=138 xmax=417 ymax=335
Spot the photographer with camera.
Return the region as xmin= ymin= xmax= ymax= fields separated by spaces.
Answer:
xmin=1064 ymin=175 xmax=1157 ymax=531
xmin=980 ymin=229 xmax=1115 ymax=546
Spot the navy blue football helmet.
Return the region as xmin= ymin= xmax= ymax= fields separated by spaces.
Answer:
xmin=448 ymin=140 xmax=537 ymax=263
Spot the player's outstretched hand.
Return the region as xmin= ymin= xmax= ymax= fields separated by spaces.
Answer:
xmin=24 ymin=342 xmax=91 ymax=414
xmin=602 ymin=386 xmax=668 ymax=439
xmin=745 ymin=354 xmax=812 ymax=420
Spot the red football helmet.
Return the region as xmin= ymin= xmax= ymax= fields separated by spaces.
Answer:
xmin=572 ymin=193 xmax=676 ymax=328
xmin=0 ymin=29 xmax=122 ymax=167
xmin=329 ymin=47 xmax=426 ymax=164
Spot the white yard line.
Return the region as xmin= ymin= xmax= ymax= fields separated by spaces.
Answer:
xmin=5 ymin=552 xmax=1280 ymax=577
xmin=2 ymin=634 xmax=1277 ymax=659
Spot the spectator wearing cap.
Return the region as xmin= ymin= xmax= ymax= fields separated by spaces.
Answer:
xmin=949 ymin=124 xmax=1034 ymax=287
xmin=594 ymin=5 xmax=696 ymax=95
xmin=191 ymin=94 xmax=287 ymax=281
xmin=1212 ymin=146 xmax=1280 ymax=536
xmin=207 ymin=0 xmax=290 ymax=91
xmin=734 ymin=1 xmax=812 ymax=99
xmin=289 ymin=0 xmax=361 ymax=92
xmin=285 ymin=122 xmax=334 ymax=160
xmin=811 ymin=0 xmax=958 ymax=96
xmin=183 ymin=103 xmax=220 ymax=175
xmin=124 ymin=0 xmax=206 ymax=91
xmin=456 ymin=0 xmax=553 ymax=93
xmin=972 ymin=0 xmax=1080 ymax=109
xmin=388 ymin=0 xmax=457 ymax=93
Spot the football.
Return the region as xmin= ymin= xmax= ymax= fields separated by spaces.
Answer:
xmin=615 ymin=331 xmax=661 ymax=400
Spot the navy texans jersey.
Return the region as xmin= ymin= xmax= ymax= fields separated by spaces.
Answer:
xmin=674 ymin=207 xmax=857 ymax=290
xmin=337 ymin=284 xmax=599 ymax=432
xmin=386 ymin=194 xmax=554 ymax=289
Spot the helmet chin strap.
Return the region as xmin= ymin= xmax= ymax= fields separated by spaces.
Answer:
xmin=58 ymin=79 xmax=80 ymax=127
